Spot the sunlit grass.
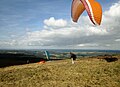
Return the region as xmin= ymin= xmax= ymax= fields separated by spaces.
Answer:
xmin=0 ymin=57 xmax=120 ymax=87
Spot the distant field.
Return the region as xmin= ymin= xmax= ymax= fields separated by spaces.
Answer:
xmin=0 ymin=56 xmax=120 ymax=87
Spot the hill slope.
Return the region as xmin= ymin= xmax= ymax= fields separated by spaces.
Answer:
xmin=0 ymin=57 xmax=120 ymax=87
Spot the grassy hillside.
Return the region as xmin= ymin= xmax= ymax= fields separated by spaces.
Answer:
xmin=0 ymin=57 xmax=120 ymax=87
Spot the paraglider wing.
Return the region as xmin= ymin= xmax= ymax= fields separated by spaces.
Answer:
xmin=71 ymin=0 xmax=85 ymax=22
xmin=80 ymin=0 xmax=102 ymax=25
xmin=71 ymin=0 xmax=102 ymax=25
xmin=45 ymin=51 xmax=50 ymax=60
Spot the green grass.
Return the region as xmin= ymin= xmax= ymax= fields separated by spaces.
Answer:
xmin=0 ymin=57 xmax=120 ymax=87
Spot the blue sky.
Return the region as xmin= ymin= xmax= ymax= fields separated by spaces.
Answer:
xmin=0 ymin=0 xmax=70 ymax=30
xmin=0 ymin=0 xmax=120 ymax=49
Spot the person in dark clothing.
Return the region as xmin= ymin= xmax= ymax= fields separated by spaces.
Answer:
xmin=70 ymin=52 xmax=77 ymax=64
xmin=70 ymin=52 xmax=77 ymax=60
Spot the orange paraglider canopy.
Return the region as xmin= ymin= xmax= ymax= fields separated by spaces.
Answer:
xmin=71 ymin=0 xmax=102 ymax=25
xmin=71 ymin=0 xmax=85 ymax=22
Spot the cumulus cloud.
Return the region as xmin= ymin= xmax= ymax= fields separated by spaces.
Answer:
xmin=115 ymin=39 xmax=120 ymax=42
xmin=104 ymin=1 xmax=120 ymax=17
xmin=44 ymin=17 xmax=67 ymax=27
xmin=0 ymin=40 xmax=18 ymax=47
xmin=77 ymin=43 xmax=99 ymax=47
xmin=2 ymin=1 xmax=120 ymax=49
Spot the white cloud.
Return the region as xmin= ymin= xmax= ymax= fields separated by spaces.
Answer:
xmin=1 ymin=1 xmax=120 ymax=50
xmin=77 ymin=43 xmax=99 ymax=47
xmin=115 ymin=39 xmax=120 ymax=42
xmin=44 ymin=17 xmax=67 ymax=27
xmin=104 ymin=1 xmax=120 ymax=17
xmin=102 ymin=1 xmax=120 ymax=31
xmin=23 ymin=17 xmax=108 ymax=49
xmin=0 ymin=40 xmax=18 ymax=46
xmin=17 ymin=1 xmax=120 ymax=49
xmin=105 ymin=44 xmax=111 ymax=47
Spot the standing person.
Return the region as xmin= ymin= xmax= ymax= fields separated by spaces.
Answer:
xmin=70 ymin=52 xmax=77 ymax=64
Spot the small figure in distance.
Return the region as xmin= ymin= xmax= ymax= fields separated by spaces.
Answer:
xmin=70 ymin=52 xmax=77 ymax=64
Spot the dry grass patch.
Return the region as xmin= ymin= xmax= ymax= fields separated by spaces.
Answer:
xmin=0 ymin=57 xmax=120 ymax=87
